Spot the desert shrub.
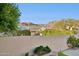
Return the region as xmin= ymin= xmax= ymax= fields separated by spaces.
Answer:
xmin=44 ymin=46 xmax=51 ymax=53
xmin=41 ymin=29 xmax=75 ymax=36
xmin=34 ymin=46 xmax=45 ymax=55
xmin=76 ymin=38 xmax=79 ymax=47
xmin=67 ymin=36 xmax=77 ymax=48
xmin=34 ymin=46 xmax=51 ymax=56
xmin=73 ymin=30 xmax=77 ymax=34
xmin=17 ymin=30 xmax=31 ymax=36
xmin=58 ymin=51 xmax=67 ymax=56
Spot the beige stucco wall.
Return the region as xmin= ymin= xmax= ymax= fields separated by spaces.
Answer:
xmin=0 ymin=36 xmax=68 ymax=56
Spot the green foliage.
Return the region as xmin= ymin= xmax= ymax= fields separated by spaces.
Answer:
xmin=41 ymin=29 xmax=75 ymax=36
xmin=41 ymin=29 xmax=63 ymax=36
xmin=73 ymin=30 xmax=77 ymax=34
xmin=67 ymin=36 xmax=79 ymax=48
xmin=76 ymin=38 xmax=79 ymax=48
xmin=34 ymin=46 xmax=51 ymax=56
xmin=42 ymin=19 xmax=79 ymax=36
xmin=54 ymin=19 xmax=79 ymax=29
xmin=17 ymin=30 xmax=31 ymax=36
xmin=34 ymin=46 xmax=44 ymax=55
xmin=0 ymin=3 xmax=21 ymax=34
xmin=44 ymin=46 xmax=51 ymax=53
xmin=58 ymin=51 xmax=67 ymax=56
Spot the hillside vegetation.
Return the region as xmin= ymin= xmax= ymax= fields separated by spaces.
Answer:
xmin=41 ymin=19 xmax=79 ymax=36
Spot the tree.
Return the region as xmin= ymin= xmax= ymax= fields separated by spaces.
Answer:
xmin=0 ymin=3 xmax=21 ymax=35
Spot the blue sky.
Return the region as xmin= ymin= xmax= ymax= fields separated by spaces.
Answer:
xmin=18 ymin=3 xmax=79 ymax=24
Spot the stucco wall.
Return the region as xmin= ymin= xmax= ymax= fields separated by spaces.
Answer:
xmin=0 ymin=36 xmax=68 ymax=56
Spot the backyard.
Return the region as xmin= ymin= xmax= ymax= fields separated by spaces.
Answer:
xmin=0 ymin=3 xmax=79 ymax=56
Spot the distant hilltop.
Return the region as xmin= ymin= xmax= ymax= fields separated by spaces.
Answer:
xmin=18 ymin=19 xmax=79 ymax=30
xmin=17 ymin=19 xmax=79 ymax=36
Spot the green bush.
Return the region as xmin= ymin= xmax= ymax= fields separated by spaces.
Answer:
xmin=17 ymin=30 xmax=31 ymax=36
xmin=67 ymin=36 xmax=78 ymax=48
xmin=34 ymin=46 xmax=44 ymax=55
xmin=44 ymin=46 xmax=51 ymax=53
xmin=73 ymin=30 xmax=77 ymax=34
xmin=41 ymin=29 xmax=75 ymax=36
xmin=34 ymin=46 xmax=51 ymax=56
xmin=58 ymin=51 xmax=67 ymax=56
xmin=76 ymin=38 xmax=79 ymax=47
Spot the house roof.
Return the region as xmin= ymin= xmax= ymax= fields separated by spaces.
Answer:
xmin=21 ymin=22 xmax=28 ymax=26
xmin=29 ymin=25 xmax=41 ymax=31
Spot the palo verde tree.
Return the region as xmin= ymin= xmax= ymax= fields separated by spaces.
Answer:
xmin=0 ymin=3 xmax=21 ymax=35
